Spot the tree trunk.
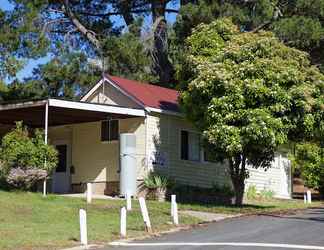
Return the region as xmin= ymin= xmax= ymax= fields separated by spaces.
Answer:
xmin=151 ymin=0 xmax=174 ymax=86
xmin=228 ymin=156 xmax=247 ymax=206
xmin=232 ymin=176 xmax=245 ymax=206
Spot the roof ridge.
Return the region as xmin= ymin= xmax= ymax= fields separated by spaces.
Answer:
xmin=106 ymin=75 xmax=179 ymax=93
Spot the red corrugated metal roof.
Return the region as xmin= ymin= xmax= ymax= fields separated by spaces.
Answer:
xmin=108 ymin=75 xmax=180 ymax=113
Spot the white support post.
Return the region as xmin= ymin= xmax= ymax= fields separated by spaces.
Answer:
xmin=139 ymin=197 xmax=152 ymax=233
xmin=43 ymin=101 xmax=49 ymax=197
xmin=307 ymin=190 xmax=312 ymax=204
xmin=304 ymin=193 xmax=307 ymax=204
xmin=173 ymin=202 xmax=179 ymax=226
xmin=87 ymin=183 xmax=92 ymax=204
xmin=79 ymin=209 xmax=88 ymax=246
xmin=126 ymin=192 xmax=132 ymax=211
xmin=171 ymin=195 xmax=176 ymax=217
xmin=120 ymin=207 xmax=127 ymax=238
xmin=43 ymin=180 xmax=47 ymax=197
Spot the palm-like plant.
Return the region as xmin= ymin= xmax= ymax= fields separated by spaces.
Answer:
xmin=143 ymin=172 xmax=169 ymax=202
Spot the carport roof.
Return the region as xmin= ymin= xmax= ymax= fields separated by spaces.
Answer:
xmin=0 ymin=98 xmax=145 ymax=127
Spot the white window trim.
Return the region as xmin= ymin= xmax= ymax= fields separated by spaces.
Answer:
xmin=101 ymin=119 xmax=120 ymax=143
xmin=179 ymin=129 xmax=217 ymax=164
xmin=179 ymin=129 xmax=202 ymax=163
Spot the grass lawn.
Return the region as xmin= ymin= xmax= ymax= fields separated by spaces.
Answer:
xmin=0 ymin=190 xmax=322 ymax=250
xmin=0 ymin=190 xmax=199 ymax=250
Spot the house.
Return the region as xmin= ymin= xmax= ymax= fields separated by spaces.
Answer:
xmin=0 ymin=75 xmax=292 ymax=198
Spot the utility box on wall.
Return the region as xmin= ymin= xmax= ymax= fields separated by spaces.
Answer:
xmin=119 ymin=133 xmax=137 ymax=196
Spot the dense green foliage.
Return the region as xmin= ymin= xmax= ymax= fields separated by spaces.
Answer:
xmin=174 ymin=0 xmax=324 ymax=75
xmin=293 ymin=143 xmax=324 ymax=197
xmin=180 ymin=19 xmax=324 ymax=205
xmin=0 ymin=122 xmax=58 ymax=175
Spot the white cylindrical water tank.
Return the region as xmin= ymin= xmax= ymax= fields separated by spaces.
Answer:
xmin=119 ymin=133 xmax=137 ymax=196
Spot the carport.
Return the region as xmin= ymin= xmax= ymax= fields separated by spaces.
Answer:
xmin=0 ymin=98 xmax=146 ymax=194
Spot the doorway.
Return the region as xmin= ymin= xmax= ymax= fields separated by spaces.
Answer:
xmin=52 ymin=143 xmax=71 ymax=193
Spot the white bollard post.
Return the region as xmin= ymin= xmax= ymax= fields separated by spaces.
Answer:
xmin=126 ymin=192 xmax=132 ymax=211
xmin=87 ymin=183 xmax=92 ymax=204
xmin=43 ymin=179 xmax=47 ymax=197
xmin=173 ymin=202 xmax=179 ymax=225
xmin=171 ymin=195 xmax=176 ymax=217
xmin=304 ymin=193 xmax=307 ymax=204
xmin=307 ymin=190 xmax=312 ymax=204
xmin=139 ymin=197 xmax=152 ymax=233
xmin=120 ymin=207 xmax=127 ymax=238
xmin=79 ymin=209 xmax=88 ymax=246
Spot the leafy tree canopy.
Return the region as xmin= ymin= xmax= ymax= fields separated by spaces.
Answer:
xmin=180 ymin=18 xmax=324 ymax=205
xmin=174 ymin=0 xmax=324 ymax=73
xmin=293 ymin=143 xmax=324 ymax=198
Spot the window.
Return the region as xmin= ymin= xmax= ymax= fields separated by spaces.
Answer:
xmin=101 ymin=120 xmax=119 ymax=142
xmin=180 ymin=130 xmax=201 ymax=161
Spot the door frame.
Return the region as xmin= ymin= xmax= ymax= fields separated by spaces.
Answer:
xmin=52 ymin=139 xmax=72 ymax=193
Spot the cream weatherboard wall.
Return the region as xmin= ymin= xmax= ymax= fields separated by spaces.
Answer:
xmin=146 ymin=113 xmax=231 ymax=188
xmin=48 ymin=117 xmax=146 ymax=195
xmin=145 ymin=112 xmax=292 ymax=198
xmin=87 ymin=83 xmax=142 ymax=108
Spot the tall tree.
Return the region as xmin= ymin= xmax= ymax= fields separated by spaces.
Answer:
xmin=173 ymin=0 xmax=324 ymax=74
xmin=1 ymin=0 xmax=184 ymax=86
xmin=180 ymin=19 xmax=324 ymax=205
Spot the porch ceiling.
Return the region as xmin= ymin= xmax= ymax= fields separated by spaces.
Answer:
xmin=0 ymin=99 xmax=145 ymax=128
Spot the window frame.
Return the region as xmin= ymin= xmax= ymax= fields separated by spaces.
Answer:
xmin=179 ymin=129 xmax=201 ymax=162
xmin=179 ymin=129 xmax=218 ymax=164
xmin=101 ymin=119 xmax=119 ymax=143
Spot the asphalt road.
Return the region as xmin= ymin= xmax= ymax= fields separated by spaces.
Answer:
xmin=106 ymin=208 xmax=324 ymax=250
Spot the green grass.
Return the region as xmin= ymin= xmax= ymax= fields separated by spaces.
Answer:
xmin=179 ymin=198 xmax=323 ymax=215
xmin=0 ymin=190 xmax=322 ymax=250
xmin=0 ymin=190 xmax=199 ymax=250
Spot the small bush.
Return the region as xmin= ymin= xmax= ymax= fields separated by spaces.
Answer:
xmin=246 ymin=185 xmax=258 ymax=200
xmin=0 ymin=122 xmax=58 ymax=190
xmin=143 ymin=172 xmax=169 ymax=202
xmin=6 ymin=167 xmax=47 ymax=190
xmin=143 ymin=172 xmax=169 ymax=189
xmin=212 ymin=183 xmax=235 ymax=197
xmin=260 ymin=189 xmax=275 ymax=200
xmin=169 ymin=183 xmax=234 ymax=205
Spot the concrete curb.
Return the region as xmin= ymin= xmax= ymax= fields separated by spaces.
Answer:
xmin=61 ymin=244 xmax=104 ymax=250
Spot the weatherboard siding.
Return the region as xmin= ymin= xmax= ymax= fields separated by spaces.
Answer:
xmin=145 ymin=113 xmax=291 ymax=198
xmin=246 ymin=155 xmax=292 ymax=198
xmin=87 ymin=83 xmax=141 ymax=108
xmin=146 ymin=113 xmax=231 ymax=188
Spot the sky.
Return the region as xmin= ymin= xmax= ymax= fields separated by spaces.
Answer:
xmin=0 ymin=0 xmax=179 ymax=82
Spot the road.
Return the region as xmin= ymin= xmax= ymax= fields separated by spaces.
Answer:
xmin=106 ymin=208 xmax=324 ymax=250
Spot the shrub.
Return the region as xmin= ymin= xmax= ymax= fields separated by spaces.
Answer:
xmin=246 ymin=185 xmax=258 ymax=200
xmin=143 ymin=172 xmax=169 ymax=189
xmin=260 ymin=189 xmax=275 ymax=200
xmin=143 ymin=172 xmax=169 ymax=202
xmin=212 ymin=183 xmax=235 ymax=198
xmin=6 ymin=167 xmax=48 ymax=190
xmin=293 ymin=143 xmax=324 ymax=198
xmin=0 ymin=122 xmax=58 ymax=190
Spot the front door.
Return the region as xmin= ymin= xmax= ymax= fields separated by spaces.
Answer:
xmin=53 ymin=144 xmax=70 ymax=193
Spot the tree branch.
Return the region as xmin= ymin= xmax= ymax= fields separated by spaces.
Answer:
xmin=77 ymin=8 xmax=178 ymax=18
xmin=61 ymin=0 xmax=101 ymax=51
xmin=42 ymin=18 xmax=70 ymax=35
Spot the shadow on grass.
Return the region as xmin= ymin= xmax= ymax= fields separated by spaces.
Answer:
xmin=177 ymin=200 xmax=276 ymax=212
